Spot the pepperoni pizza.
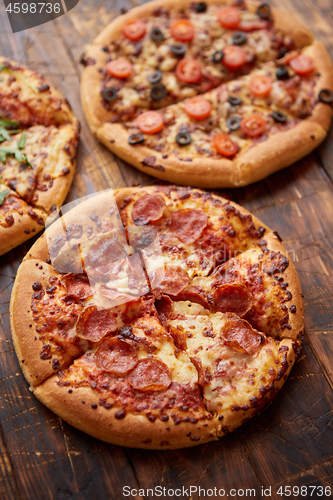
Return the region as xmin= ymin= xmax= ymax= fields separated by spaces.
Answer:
xmin=10 ymin=186 xmax=303 ymax=449
xmin=81 ymin=0 xmax=333 ymax=188
xmin=0 ymin=57 xmax=79 ymax=256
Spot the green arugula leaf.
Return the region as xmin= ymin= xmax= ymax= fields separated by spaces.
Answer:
xmin=0 ymin=147 xmax=33 ymax=168
xmin=17 ymin=130 xmax=26 ymax=149
xmin=0 ymin=116 xmax=21 ymax=142
xmin=0 ymin=189 xmax=10 ymax=206
xmin=0 ymin=65 xmax=39 ymax=93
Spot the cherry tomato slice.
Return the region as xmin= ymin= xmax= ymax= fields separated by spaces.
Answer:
xmin=217 ymin=6 xmax=241 ymax=29
xmin=212 ymin=133 xmax=238 ymax=157
xmin=240 ymin=114 xmax=267 ymax=137
xmin=122 ymin=19 xmax=146 ymax=41
xmin=184 ymin=96 xmax=211 ymax=120
xmin=170 ymin=20 xmax=195 ymax=42
xmin=137 ymin=111 xmax=164 ymax=134
xmin=176 ymin=59 xmax=202 ymax=83
xmin=249 ymin=74 xmax=272 ymax=96
xmin=223 ymin=45 xmax=247 ymax=70
xmin=106 ymin=58 xmax=133 ymax=79
xmin=289 ymin=54 xmax=315 ymax=76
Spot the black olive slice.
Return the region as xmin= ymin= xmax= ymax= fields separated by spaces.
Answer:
xmin=272 ymin=110 xmax=287 ymax=123
xmin=257 ymin=3 xmax=271 ymax=19
xmin=278 ymin=47 xmax=290 ymax=59
xmin=150 ymin=84 xmax=166 ymax=101
xmin=102 ymin=87 xmax=117 ymax=102
xmin=170 ymin=44 xmax=187 ymax=56
xmin=194 ymin=2 xmax=207 ymax=12
xmin=176 ymin=132 xmax=191 ymax=146
xmin=276 ymin=66 xmax=289 ymax=80
xmin=318 ymin=89 xmax=333 ymax=104
xmin=128 ymin=134 xmax=145 ymax=145
xmin=231 ymin=32 xmax=247 ymax=46
xmin=212 ymin=51 xmax=224 ymax=64
xmin=226 ymin=116 xmax=241 ymax=131
xmin=150 ymin=28 xmax=164 ymax=42
xmin=227 ymin=96 xmax=242 ymax=106
xmin=148 ymin=71 xmax=163 ymax=84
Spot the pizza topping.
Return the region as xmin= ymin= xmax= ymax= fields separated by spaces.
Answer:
xmin=128 ymin=133 xmax=144 ymax=145
xmin=122 ymin=19 xmax=146 ymax=41
xmin=131 ymin=193 xmax=166 ymax=225
xmin=276 ymin=66 xmax=289 ymax=80
xmin=106 ymin=58 xmax=133 ymax=79
xmin=155 ymin=295 xmax=173 ymax=325
xmin=170 ymin=44 xmax=187 ymax=56
xmin=61 ymin=274 xmax=95 ymax=300
xmin=249 ymin=75 xmax=272 ymax=96
xmin=212 ymin=51 xmax=224 ymax=64
xmin=223 ymin=46 xmax=247 ymax=70
xmin=151 ymin=266 xmax=190 ymax=297
xmin=102 ymin=87 xmax=117 ymax=102
xmin=150 ymin=27 xmax=164 ymax=42
xmin=127 ymin=358 xmax=172 ymax=391
xmin=217 ymin=7 xmax=240 ymax=29
xmin=212 ymin=133 xmax=238 ymax=157
xmin=176 ymin=59 xmax=202 ymax=83
xmin=231 ymin=32 xmax=247 ymax=46
xmin=194 ymin=2 xmax=207 ymax=13
xmin=150 ymin=84 xmax=166 ymax=101
xmin=147 ymin=70 xmax=162 ymax=84
xmin=175 ymin=132 xmax=192 ymax=146
xmin=318 ymin=89 xmax=333 ymax=104
xmin=222 ymin=316 xmax=263 ymax=354
xmin=95 ymin=338 xmax=138 ymax=375
xmin=87 ymin=236 xmax=127 ymax=267
xmin=237 ymin=19 xmax=268 ymax=32
xmin=227 ymin=96 xmax=242 ymax=106
xmin=170 ymin=20 xmax=195 ymax=43
xmin=289 ymin=54 xmax=315 ymax=75
xmin=272 ymin=110 xmax=287 ymax=123
xmin=257 ymin=3 xmax=271 ymax=20
xmin=240 ymin=114 xmax=267 ymax=137
xmin=137 ymin=111 xmax=164 ymax=134
xmin=77 ymin=306 xmax=117 ymax=342
xmin=226 ymin=116 xmax=241 ymax=131
xmin=184 ymin=97 xmax=211 ymax=120
xmin=170 ymin=208 xmax=208 ymax=244
xmin=213 ymin=284 xmax=254 ymax=317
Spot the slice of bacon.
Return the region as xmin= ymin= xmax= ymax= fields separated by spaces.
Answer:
xmin=131 ymin=193 xmax=166 ymax=226
xmin=87 ymin=236 xmax=127 ymax=268
xmin=155 ymin=295 xmax=173 ymax=325
xmin=127 ymin=358 xmax=171 ymax=391
xmin=94 ymin=338 xmax=138 ymax=375
xmin=213 ymin=284 xmax=253 ymax=317
xmin=169 ymin=209 xmax=208 ymax=245
xmin=76 ymin=306 xmax=117 ymax=342
xmin=61 ymin=274 xmax=95 ymax=300
xmin=222 ymin=316 xmax=264 ymax=354
xmin=151 ymin=266 xmax=189 ymax=298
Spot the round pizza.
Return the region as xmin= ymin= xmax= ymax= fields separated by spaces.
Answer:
xmin=10 ymin=186 xmax=303 ymax=449
xmin=81 ymin=0 xmax=333 ymax=188
xmin=0 ymin=56 xmax=79 ymax=256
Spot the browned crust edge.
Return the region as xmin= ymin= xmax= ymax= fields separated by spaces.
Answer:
xmin=0 ymin=208 xmax=46 ymax=257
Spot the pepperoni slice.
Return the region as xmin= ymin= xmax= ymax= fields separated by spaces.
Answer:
xmin=240 ymin=114 xmax=267 ymax=137
xmin=170 ymin=20 xmax=195 ymax=42
xmin=175 ymin=287 xmax=210 ymax=310
xmin=87 ymin=235 xmax=127 ymax=268
xmin=222 ymin=316 xmax=263 ymax=354
xmin=127 ymin=358 xmax=171 ymax=391
xmin=122 ymin=19 xmax=146 ymax=41
xmin=151 ymin=266 xmax=189 ymax=298
xmin=213 ymin=284 xmax=254 ymax=317
xmin=249 ymin=74 xmax=272 ymax=96
xmin=176 ymin=59 xmax=202 ymax=84
xmin=95 ymin=338 xmax=138 ymax=375
xmin=106 ymin=58 xmax=133 ymax=79
xmin=170 ymin=208 xmax=208 ymax=245
xmin=131 ymin=193 xmax=166 ymax=226
xmin=222 ymin=46 xmax=247 ymax=70
xmin=61 ymin=274 xmax=95 ymax=300
xmin=217 ymin=6 xmax=241 ymax=29
xmin=168 ymin=324 xmax=187 ymax=351
xmin=289 ymin=54 xmax=315 ymax=75
xmin=76 ymin=306 xmax=117 ymax=342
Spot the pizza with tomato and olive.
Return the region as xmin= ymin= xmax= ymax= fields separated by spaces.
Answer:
xmin=0 ymin=56 xmax=79 ymax=256
xmin=10 ymin=186 xmax=304 ymax=449
xmin=81 ymin=0 xmax=333 ymax=188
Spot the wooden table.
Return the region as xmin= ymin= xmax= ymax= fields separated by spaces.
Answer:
xmin=1 ymin=0 xmax=333 ymax=498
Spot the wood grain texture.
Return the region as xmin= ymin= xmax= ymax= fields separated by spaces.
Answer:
xmin=0 ymin=0 xmax=333 ymax=498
